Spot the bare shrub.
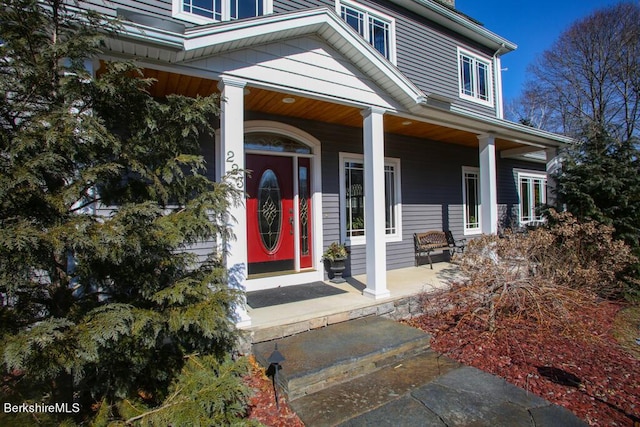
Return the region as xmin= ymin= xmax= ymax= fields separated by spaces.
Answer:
xmin=422 ymin=211 xmax=636 ymax=333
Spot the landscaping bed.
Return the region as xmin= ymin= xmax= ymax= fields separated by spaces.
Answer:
xmin=245 ymin=303 xmax=639 ymax=427
xmin=408 ymin=301 xmax=640 ymax=426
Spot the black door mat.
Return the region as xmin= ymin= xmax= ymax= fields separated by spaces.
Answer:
xmin=247 ymin=282 xmax=348 ymax=309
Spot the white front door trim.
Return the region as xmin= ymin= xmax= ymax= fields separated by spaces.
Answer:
xmin=243 ymin=121 xmax=324 ymax=291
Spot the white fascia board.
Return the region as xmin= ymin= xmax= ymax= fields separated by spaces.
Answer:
xmin=500 ymin=146 xmax=545 ymax=158
xmin=411 ymin=103 xmax=574 ymax=148
xmin=389 ymin=0 xmax=516 ymax=54
xmin=118 ymin=22 xmax=185 ymax=50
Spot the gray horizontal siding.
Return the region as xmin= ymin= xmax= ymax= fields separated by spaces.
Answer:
xmin=497 ymin=158 xmax=546 ymax=229
xmin=245 ymin=111 xmax=489 ymax=276
xmin=80 ymin=0 xmax=173 ymax=20
xmin=273 ymin=0 xmax=331 ymax=13
xmin=82 ymin=0 xmax=501 ymax=120
xmin=351 ymin=0 xmax=497 ymax=117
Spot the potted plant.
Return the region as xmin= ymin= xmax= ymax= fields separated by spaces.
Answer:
xmin=322 ymin=242 xmax=349 ymax=283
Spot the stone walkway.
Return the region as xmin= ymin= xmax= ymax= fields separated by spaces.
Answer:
xmin=253 ymin=316 xmax=587 ymax=427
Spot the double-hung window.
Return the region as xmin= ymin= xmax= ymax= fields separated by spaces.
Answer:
xmin=518 ymin=171 xmax=547 ymax=224
xmin=340 ymin=153 xmax=402 ymax=244
xmin=175 ymin=0 xmax=270 ymax=24
xmin=337 ymin=0 xmax=396 ymax=63
xmin=462 ymin=167 xmax=481 ymax=234
xmin=458 ymin=48 xmax=492 ymax=105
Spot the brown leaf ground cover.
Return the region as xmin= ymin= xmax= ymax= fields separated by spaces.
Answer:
xmin=408 ymin=301 xmax=640 ymax=426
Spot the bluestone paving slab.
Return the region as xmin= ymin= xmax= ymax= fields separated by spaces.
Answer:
xmin=529 ymin=405 xmax=590 ymax=427
xmin=291 ymin=350 xmax=460 ymax=426
xmin=253 ymin=316 xmax=431 ymax=400
xmin=337 ymin=395 xmax=446 ymax=427
xmin=409 ymin=366 xmax=587 ymax=427
xmin=429 ymin=365 xmax=549 ymax=408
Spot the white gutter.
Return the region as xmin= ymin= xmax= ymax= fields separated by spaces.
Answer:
xmin=413 ymin=100 xmax=573 ymax=147
xmin=492 ymin=44 xmax=508 ymax=119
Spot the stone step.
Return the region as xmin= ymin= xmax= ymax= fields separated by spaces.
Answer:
xmin=289 ymin=350 xmax=461 ymax=427
xmin=252 ymin=316 xmax=431 ymax=401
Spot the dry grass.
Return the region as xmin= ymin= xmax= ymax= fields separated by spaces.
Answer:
xmin=612 ymin=304 xmax=640 ymax=360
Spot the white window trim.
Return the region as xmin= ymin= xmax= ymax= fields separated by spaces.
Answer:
xmin=339 ymin=152 xmax=402 ymax=246
xmin=462 ymin=166 xmax=482 ymax=236
xmin=516 ymin=170 xmax=547 ymax=225
xmin=335 ymin=0 xmax=397 ymax=65
xmin=457 ymin=47 xmax=494 ymax=107
xmin=173 ymin=0 xmax=273 ymax=24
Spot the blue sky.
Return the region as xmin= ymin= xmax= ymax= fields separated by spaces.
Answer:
xmin=455 ymin=0 xmax=625 ymax=102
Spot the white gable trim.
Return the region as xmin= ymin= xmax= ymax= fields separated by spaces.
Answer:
xmin=181 ymin=8 xmax=422 ymax=106
xmin=189 ymin=36 xmax=402 ymax=110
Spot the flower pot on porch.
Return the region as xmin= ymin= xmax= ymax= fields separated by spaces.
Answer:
xmin=327 ymin=257 xmax=347 ymax=283
xmin=322 ymin=242 xmax=349 ymax=283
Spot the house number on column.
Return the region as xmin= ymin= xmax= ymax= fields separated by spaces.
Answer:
xmin=226 ymin=150 xmax=243 ymax=189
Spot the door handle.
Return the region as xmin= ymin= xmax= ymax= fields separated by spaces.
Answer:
xmin=289 ymin=217 xmax=294 ymax=234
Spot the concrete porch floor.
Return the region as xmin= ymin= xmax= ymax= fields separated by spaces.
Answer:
xmin=240 ymin=262 xmax=461 ymax=334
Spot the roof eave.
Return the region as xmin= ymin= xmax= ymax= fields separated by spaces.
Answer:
xmin=389 ymin=0 xmax=517 ymax=54
xmin=411 ymin=102 xmax=573 ymax=148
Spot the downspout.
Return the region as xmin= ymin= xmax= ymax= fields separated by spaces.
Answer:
xmin=493 ymin=43 xmax=507 ymax=119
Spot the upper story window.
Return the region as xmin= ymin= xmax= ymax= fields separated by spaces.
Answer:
xmin=336 ymin=0 xmax=396 ymax=64
xmin=175 ymin=0 xmax=271 ymax=24
xmin=458 ymin=48 xmax=493 ymax=106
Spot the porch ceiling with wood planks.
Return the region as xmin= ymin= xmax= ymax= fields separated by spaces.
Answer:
xmin=140 ymin=68 xmax=521 ymax=151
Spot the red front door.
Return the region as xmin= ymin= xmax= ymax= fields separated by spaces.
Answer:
xmin=246 ymin=154 xmax=295 ymax=275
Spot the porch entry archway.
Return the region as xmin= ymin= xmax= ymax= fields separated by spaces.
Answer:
xmin=245 ymin=127 xmax=315 ymax=276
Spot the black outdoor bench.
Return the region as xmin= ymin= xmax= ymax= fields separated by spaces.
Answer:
xmin=414 ymin=230 xmax=466 ymax=269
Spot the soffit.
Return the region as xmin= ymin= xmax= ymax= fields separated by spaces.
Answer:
xmin=137 ymin=67 xmax=519 ymax=150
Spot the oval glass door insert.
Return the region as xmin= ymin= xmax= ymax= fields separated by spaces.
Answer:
xmin=257 ymin=169 xmax=282 ymax=252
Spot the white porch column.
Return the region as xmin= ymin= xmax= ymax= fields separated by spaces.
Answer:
xmin=217 ymin=77 xmax=251 ymax=327
xmin=362 ymin=108 xmax=390 ymax=300
xmin=478 ymin=133 xmax=498 ymax=234
xmin=545 ymin=146 xmax=561 ymax=209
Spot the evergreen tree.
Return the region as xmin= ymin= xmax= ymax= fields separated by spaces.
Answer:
xmin=556 ymin=127 xmax=640 ymax=246
xmin=555 ymin=126 xmax=640 ymax=297
xmin=0 ymin=0 xmax=251 ymax=423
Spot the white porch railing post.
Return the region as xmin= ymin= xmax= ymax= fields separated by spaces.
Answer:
xmin=218 ymin=77 xmax=251 ymax=327
xmin=478 ymin=133 xmax=498 ymax=234
xmin=362 ymin=108 xmax=390 ymax=299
